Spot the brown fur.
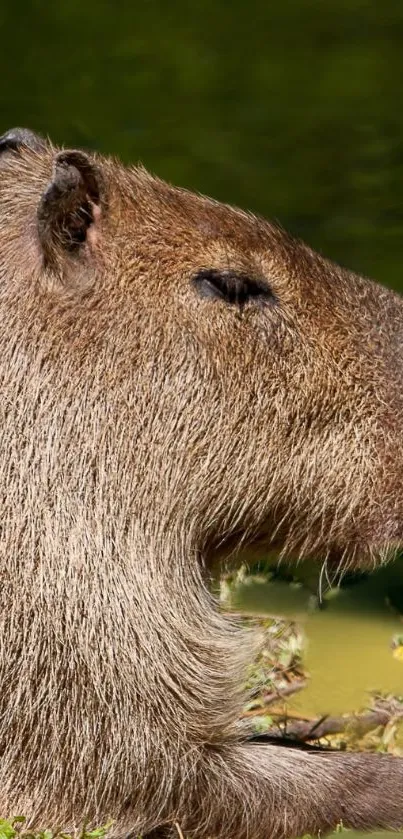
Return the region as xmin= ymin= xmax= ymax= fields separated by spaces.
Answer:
xmin=0 ymin=128 xmax=402 ymax=837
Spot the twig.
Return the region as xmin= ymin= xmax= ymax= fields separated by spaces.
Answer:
xmin=261 ymin=679 xmax=307 ymax=705
xmin=244 ymin=679 xmax=307 ymax=715
xmin=264 ymin=707 xmax=400 ymax=743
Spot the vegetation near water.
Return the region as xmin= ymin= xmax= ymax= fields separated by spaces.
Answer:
xmin=0 ymin=818 xmax=113 ymax=839
xmin=229 ymin=559 xmax=403 ymax=719
xmin=0 ymin=818 xmax=380 ymax=839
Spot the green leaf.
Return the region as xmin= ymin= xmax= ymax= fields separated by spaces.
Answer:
xmin=0 ymin=819 xmax=17 ymax=838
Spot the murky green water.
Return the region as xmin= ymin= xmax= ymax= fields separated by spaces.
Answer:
xmin=234 ymin=560 xmax=403 ymax=715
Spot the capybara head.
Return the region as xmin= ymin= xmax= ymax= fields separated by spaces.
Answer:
xmin=1 ymin=128 xmax=403 ymax=837
xmin=1 ymin=128 xmax=401 ymax=575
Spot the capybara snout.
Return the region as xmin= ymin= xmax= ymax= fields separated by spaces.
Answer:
xmin=2 ymin=126 xmax=402 ymax=569
xmin=0 ymin=127 xmax=403 ymax=838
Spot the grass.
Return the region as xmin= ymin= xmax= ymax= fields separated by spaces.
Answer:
xmin=0 ymin=820 xmax=113 ymax=839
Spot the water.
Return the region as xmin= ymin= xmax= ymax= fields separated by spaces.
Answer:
xmin=234 ymin=561 xmax=403 ymax=715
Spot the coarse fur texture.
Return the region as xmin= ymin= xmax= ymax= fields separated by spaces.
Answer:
xmin=0 ymin=128 xmax=402 ymax=837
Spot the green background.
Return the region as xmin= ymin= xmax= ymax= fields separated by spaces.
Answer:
xmin=1 ymin=0 xmax=403 ymax=288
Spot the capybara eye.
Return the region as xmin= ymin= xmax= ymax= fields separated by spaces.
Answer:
xmin=191 ymin=269 xmax=275 ymax=308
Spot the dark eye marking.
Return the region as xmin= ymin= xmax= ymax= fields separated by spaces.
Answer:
xmin=192 ymin=269 xmax=276 ymax=308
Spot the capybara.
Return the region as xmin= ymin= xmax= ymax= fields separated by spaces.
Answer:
xmin=0 ymin=127 xmax=402 ymax=838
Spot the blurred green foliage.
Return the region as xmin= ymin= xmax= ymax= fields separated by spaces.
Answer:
xmin=0 ymin=817 xmax=113 ymax=839
xmin=1 ymin=0 xmax=403 ymax=287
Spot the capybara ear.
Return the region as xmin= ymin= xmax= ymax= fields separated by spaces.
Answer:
xmin=0 ymin=127 xmax=46 ymax=154
xmin=37 ymin=150 xmax=104 ymax=265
